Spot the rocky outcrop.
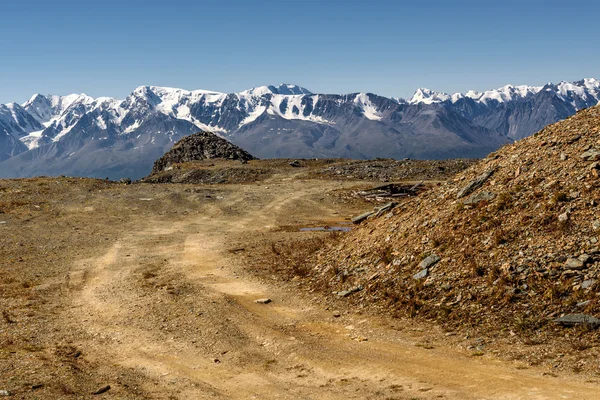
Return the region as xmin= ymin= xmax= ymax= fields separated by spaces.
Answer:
xmin=150 ymin=131 xmax=257 ymax=175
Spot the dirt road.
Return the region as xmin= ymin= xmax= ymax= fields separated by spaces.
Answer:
xmin=2 ymin=175 xmax=599 ymax=398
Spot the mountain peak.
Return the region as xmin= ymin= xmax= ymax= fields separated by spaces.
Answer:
xmin=270 ymin=84 xmax=312 ymax=95
xmin=24 ymin=93 xmax=49 ymax=105
xmin=409 ymin=88 xmax=451 ymax=104
xmin=241 ymin=84 xmax=312 ymax=97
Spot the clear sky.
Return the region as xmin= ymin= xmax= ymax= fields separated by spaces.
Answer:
xmin=1 ymin=0 xmax=599 ymax=104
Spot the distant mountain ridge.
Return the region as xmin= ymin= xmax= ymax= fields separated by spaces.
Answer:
xmin=0 ymin=79 xmax=598 ymax=179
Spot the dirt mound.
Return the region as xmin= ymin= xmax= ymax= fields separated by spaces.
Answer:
xmin=150 ymin=131 xmax=257 ymax=175
xmin=309 ymin=106 xmax=600 ymax=335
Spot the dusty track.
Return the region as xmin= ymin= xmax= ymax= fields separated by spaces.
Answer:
xmin=2 ymin=175 xmax=599 ymax=398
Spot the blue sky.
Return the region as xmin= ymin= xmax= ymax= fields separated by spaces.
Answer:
xmin=1 ymin=0 xmax=599 ymax=103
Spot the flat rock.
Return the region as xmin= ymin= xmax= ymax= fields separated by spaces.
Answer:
xmin=580 ymin=148 xmax=600 ymax=161
xmin=456 ymin=169 xmax=496 ymax=199
xmin=337 ymin=286 xmax=363 ymax=297
xmin=564 ymin=258 xmax=584 ymax=269
xmin=419 ymin=254 xmax=441 ymax=269
xmin=554 ymin=313 xmax=600 ymax=326
xmin=413 ymin=268 xmax=429 ymax=280
xmin=581 ymin=279 xmax=596 ymax=290
xmin=578 ymin=254 xmax=592 ymax=264
xmin=255 ymin=298 xmax=272 ymax=304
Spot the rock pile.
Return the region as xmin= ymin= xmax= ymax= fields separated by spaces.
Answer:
xmin=150 ymin=131 xmax=257 ymax=175
xmin=310 ymin=105 xmax=600 ymax=333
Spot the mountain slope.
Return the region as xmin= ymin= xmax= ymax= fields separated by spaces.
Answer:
xmin=0 ymin=79 xmax=598 ymax=179
xmin=309 ymin=104 xmax=600 ymax=343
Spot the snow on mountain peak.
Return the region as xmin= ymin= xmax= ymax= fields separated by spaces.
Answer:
xmin=271 ymin=84 xmax=312 ymax=95
xmin=407 ymin=79 xmax=600 ymax=106
xmin=22 ymin=93 xmax=96 ymax=123
xmin=409 ymin=88 xmax=451 ymax=105
xmin=472 ymin=84 xmax=543 ymax=104
xmin=240 ymin=84 xmax=312 ymax=97
xmin=583 ymin=78 xmax=600 ymax=89
xmin=354 ymin=93 xmax=382 ymax=120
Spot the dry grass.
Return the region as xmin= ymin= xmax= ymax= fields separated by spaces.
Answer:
xmin=267 ymin=233 xmax=340 ymax=278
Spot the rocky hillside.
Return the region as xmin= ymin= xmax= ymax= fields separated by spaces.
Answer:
xmin=150 ymin=131 xmax=256 ymax=175
xmin=310 ymin=105 xmax=600 ymax=335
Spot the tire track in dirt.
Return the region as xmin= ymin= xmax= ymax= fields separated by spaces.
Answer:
xmin=65 ymin=180 xmax=600 ymax=399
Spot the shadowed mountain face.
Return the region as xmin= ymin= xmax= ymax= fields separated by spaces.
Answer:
xmin=0 ymin=79 xmax=598 ymax=180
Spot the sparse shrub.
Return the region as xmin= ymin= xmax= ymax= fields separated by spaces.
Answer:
xmin=514 ymin=314 xmax=545 ymax=332
xmin=557 ymin=217 xmax=571 ymax=233
xmin=571 ymin=340 xmax=592 ymax=351
xmin=493 ymin=229 xmax=510 ymax=246
xmin=267 ymin=233 xmax=339 ymax=278
xmin=468 ymin=260 xmax=485 ymax=277
xmin=487 ymin=264 xmax=501 ymax=284
xmin=2 ymin=310 xmax=15 ymax=324
xmin=270 ymin=242 xmax=281 ymax=256
xmin=380 ymin=246 xmax=394 ymax=265
xmin=552 ymin=191 xmax=568 ymax=203
xmin=494 ymin=192 xmax=513 ymax=211
xmin=142 ymin=271 xmax=157 ymax=279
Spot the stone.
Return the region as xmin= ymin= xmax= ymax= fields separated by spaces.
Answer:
xmin=564 ymin=258 xmax=584 ymax=269
xmin=119 ymin=177 xmax=132 ymax=185
xmin=456 ymin=169 xmax=496 ymax=199
xmin=554 ymin=313 xmax=600 ymax=327
xmin=578 ymin=254 xmax=592 ymax=265
xmin=337 ymin=286 xmax=363 ymax=297
xmin=567 ymin=134 xmax=581 ymax=144
xmin=558 ymin=212 xmax=569 ymax=223
xmin=255 ymin=298 xmax=272 ymax=304
xmin=581 ymin=279 xmax=596 ymax=290
xmin=463 ymin=191 xmax=496 ymax=205
xmin=419 ymin=254 xmax=441 ymax=269
xmin=593 ymin=221 xmax=600 ymax=231
xmin=92 ymin=385 xmax=111 ymax=395
xmin=333 ymin=311 xmax=341 ymax=317
xmin=580 ymin=148 xmax=600 ymax=161
xmin=413 ymin=269 xmax=429 ymax=280
xmin=0 ymin=390 xmax=10 ymax=396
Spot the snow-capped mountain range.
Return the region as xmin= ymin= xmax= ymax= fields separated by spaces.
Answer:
xmin=408 ymin=78 xmax=600 ymax=106
xmin=1 ymin=79 xmax=598 ymax=179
